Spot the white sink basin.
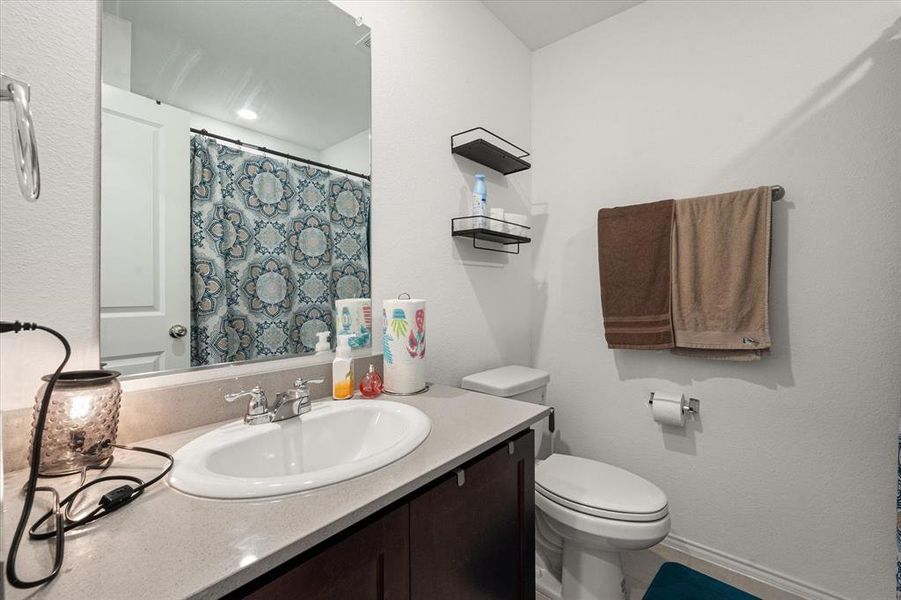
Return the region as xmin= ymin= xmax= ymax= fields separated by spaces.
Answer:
xmin=168 ymin=400 xmax=431 ymax=499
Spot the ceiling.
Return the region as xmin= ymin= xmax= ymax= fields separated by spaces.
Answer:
xmin=102 ymin=0 xmax=371 ymax=151
xmin=482 ymin=0 xmax=644 ymax=50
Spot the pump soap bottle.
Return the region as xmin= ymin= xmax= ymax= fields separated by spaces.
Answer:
xmin=315 ymin=331 xmax=331 ymax=354
xmin=332 ymin=334 xmax=354 ymax=400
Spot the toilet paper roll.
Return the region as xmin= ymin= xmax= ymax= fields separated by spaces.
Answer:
xmin=382 ymin=298 xmax=426 ymax=394
xmin=335 ymin=298 xmax=372 ymax=349
xmin=651 ymin=392 xmax=685 ymax=426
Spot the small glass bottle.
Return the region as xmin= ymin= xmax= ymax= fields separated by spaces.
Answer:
xmin=359 ymin=364 xmax=383 ymax=399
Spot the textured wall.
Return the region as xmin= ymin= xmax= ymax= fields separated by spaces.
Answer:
xmin=334 ymin=0 xmax=534 ymax=389
xmin=531 ymin=2 xmax=901 ymax=598
xmin=0 ymin=0 xmax=100 ymax=410
xmin=320 ymin=129 xmax=370 ymax=178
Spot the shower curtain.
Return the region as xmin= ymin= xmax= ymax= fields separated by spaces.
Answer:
xmin=189 ymin=136 xmax=370 ymax=366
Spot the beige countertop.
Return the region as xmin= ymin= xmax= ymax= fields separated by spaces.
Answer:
xmin=2 ymin=384 xmax=548 ymax=600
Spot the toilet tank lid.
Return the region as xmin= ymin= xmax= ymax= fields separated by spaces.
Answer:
xmin=461 ymin=365 xmax=549 ymax=397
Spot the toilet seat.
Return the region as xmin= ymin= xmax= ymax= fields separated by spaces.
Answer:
xmin=536 ymin=491 xmax=671 ymax=553
xmin=535 ymin=454 xmax=668 ymax=522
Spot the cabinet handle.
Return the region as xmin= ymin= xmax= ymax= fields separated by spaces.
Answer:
xmin=455 ymin=468 xmax=465 ymax=487
xmin=507 ymin=441 xmax=516 ymax=456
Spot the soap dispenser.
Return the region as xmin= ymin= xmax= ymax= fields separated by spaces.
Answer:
xmin=315 ymin=331 xmax=331 ymax=354
xmin=359 ymin=364 xmax=383 ymax=398
xmin=332 ymin=334 xmax=354 ymax=400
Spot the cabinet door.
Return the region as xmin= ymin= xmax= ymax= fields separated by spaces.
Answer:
xmin=410 ymin=430 xmax=535 ymax=600
xmin=237 ymin=504 xmax=409 ymax=600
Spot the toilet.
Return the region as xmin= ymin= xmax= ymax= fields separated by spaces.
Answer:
xmin=461 ymin=366 xmax=670 ymax=600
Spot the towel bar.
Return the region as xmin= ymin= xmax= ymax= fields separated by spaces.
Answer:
xmin=771 ymin=185 xmax=785 ymax=201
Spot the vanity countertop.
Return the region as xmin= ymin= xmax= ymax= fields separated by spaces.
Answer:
xmin=1 ymin=384 xmax=548 ymax=600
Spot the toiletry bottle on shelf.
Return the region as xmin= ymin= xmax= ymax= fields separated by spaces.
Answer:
xmin=332 ymin=334 xmax=354 ymax=400
xmin=470 ymin=173 xmax=487 ymax=228
xmin=315 ymin=331 xmax=331 ymax=354
xmin=359 ymin=364 xmax=383 ymax=398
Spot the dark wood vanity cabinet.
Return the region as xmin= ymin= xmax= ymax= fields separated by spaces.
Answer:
xmin=410 ymin=429 xmax=535 ymax=600
xmin=229 ymin=429 xmax=534 ymax=600
xmin=240 ymin=504 xmax=410 ymax=600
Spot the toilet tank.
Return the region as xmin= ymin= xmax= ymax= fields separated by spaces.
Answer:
xmin=461 ymin=366 xmax=550 ymax=458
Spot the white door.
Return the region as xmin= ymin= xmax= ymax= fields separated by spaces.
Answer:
xmin=100 ymin=84 xmax=191 ymax=375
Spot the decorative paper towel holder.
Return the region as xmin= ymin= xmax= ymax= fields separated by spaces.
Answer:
xmin=648 ymin=392 xmax=700 ymax=418
xmin=382 ymin=293 xmax=428 ymax=396
xmin=383 ymin=385 xmax=430 ymax=397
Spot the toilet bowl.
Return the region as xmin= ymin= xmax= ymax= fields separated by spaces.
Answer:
xmin=461 ymin=366 xmax=671 ymax=600
xmin=536 ymin=454 xmax=670 ymax=600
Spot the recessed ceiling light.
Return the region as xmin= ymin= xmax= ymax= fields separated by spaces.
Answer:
xmin=237 ymin=108 xmax=258 ymax=120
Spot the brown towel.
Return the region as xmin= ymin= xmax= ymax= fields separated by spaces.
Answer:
xmin=597 ymin=200 xmax=675 ymax=349
xmin=671 ymin=186 xmax=771 ymax=360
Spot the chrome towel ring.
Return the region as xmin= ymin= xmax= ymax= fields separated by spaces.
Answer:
xmin=1 ymin=73 xmax=40 ymax=201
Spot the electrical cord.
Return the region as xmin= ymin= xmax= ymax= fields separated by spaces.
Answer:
xmin=4 ymin=320 xmax=69 ymax=588
xmin=27 ymin=444 xmax=173 ymax=539
xmin=2 ymin=320 xmax=174 ymax=589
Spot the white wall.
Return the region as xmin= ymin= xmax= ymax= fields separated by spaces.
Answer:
xmin=320 ymin=128 xmax=370 ymax=176
xmin=189 ymin=112 xmax=321 ymax=161
xmin=531 ymin=2 xmax=901 ymax=598
xmin=334 ymin=0 xmax=533 ymax=388
xmin=0 ymin=0 xmax=100 ymax=410
xmin=101 ymin=12 xmax=131 ymax=89
xmin=100 ymin=10 xmax=322 ymax=161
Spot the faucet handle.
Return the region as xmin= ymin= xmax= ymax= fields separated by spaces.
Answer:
xmin=294 ymin=378 xmax=324 ymax=390
xmin=225 ymin=386 xmax=268 ymax=416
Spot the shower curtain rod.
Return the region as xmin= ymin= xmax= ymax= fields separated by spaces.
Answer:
xmin=190 ymin=128 xmax=370 ymax=181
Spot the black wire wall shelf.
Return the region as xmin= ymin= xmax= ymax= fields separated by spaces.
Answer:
xmin=451 ymin=216 xmax=531 ymax=255
xmin=451 ymin=127 xmax=531 ymax=175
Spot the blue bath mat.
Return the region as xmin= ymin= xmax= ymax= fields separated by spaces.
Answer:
xmin=642 ymin=562 xmax=760 ymax=600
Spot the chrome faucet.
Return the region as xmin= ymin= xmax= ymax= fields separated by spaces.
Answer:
xmin=272 ymin=378 xmax=325 ymax=422
xmin=225 ymin=379 xmax=325 ymax=426
xmin=225 ymin=386 xmax=272 ymax=426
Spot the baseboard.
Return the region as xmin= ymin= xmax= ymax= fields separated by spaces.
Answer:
xmin=661 ymin=534 xmax=848 ymax=600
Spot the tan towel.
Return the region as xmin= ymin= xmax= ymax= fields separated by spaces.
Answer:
xmin=597 ymin=200 xmax=675 ymax=349
xmin=671 ymin=186 xmax=771 ymax=360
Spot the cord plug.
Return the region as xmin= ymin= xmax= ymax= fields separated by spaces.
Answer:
xmin=0 ymin=321 xmax=38 ymax=334
xmin=99 ymin=485 xmax=135 ymax=511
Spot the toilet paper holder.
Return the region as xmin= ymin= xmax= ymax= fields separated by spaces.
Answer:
xmin=648 ymin=392 xmax=700 ymax=417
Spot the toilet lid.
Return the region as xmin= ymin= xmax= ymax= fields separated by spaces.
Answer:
xmin=535 ymin=454 xmax=668 ymax=522
xmin=461 ymin=365 xmax=549 ymax=397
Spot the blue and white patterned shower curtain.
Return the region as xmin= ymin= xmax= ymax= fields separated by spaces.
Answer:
xmin=189 ymin=136 xmax=370 ymax=366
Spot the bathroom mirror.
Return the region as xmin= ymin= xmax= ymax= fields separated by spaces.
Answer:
xmin=99 ymin=0 xmax=371 ymax=376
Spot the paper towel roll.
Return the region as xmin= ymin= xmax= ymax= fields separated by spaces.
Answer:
xmin=651 ymin=392 xmax=685 ymax=426
xmin=382 ymin=297 xmax=426 ymax=394
xmin=335 ymin=299 xmax=372 ymax=349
